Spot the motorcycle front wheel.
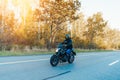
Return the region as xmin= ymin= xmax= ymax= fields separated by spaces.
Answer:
xmin=50 ymin=55 xmax=59 ymax=67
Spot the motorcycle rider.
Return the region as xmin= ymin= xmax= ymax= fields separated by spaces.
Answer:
xmin=50 ymin=34 xmax=75 ymax=66
xmin=62 ymin=34 xmax=75 ymax=55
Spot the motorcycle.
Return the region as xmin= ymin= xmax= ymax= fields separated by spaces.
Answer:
xmin=50 ymin=43 xmax=76 ymax=67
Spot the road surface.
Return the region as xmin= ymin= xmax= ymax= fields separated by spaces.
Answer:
xmin=0 ymin=51 xmax=120 ymax=80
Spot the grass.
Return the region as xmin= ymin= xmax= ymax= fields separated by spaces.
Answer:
xmin=0 ymin=50 xmax=54 ymax=56
xmin=0 ymin=49 xmax=113 ymax=56
xmin=75 ymin=49 xmax=113 ymax=53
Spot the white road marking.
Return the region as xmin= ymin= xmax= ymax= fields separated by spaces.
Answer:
xmin=77 ymin=54 xmax=103 ymax=57
xmin=81 ymin=54 xmax=99 ymax=56
xmin=0 ymin=58 xmax=49 ymax=65
xmin=109 ymin=60 xmax=119 ymax=66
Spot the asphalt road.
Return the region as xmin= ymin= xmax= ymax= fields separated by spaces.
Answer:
xmin=0 ymin=51 xmax=120 ymax=80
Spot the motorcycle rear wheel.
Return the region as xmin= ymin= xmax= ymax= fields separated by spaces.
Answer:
xmin=68 ymin=53 xmax=74 ymax=64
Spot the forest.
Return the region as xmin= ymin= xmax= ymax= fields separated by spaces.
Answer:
xmin=0 ymin=0 xmax=120 ymax=51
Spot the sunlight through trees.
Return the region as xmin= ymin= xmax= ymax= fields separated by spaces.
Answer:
xmin=0 ymin=0 xmax=120 ymax=51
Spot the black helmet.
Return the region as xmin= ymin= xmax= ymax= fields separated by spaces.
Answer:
xmin=65 ymin=34 xmax=70 ymax=39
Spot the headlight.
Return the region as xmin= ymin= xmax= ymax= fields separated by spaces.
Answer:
xmin=56 ymin=48 xmax=60 ymax=52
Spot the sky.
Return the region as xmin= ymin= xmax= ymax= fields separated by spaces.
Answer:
xmin=80 ymin=0 xmax=120 ymax=30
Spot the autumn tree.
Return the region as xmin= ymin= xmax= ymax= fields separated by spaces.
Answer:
xmin=34 ymin=0 xmax=81 ymax=50
xmin=84 ymin=12 xmax=107 ymax=49
xmin=71 ymin=13 xmax=87 ymax=48
xmin=0 ymin=1 xmax=16 ymax=50
xmin=103 ymin=27 xmax=120 ymax=49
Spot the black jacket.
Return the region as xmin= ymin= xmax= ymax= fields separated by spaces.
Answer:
xmin=62 ymin=38 xmax=73 ymax=49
